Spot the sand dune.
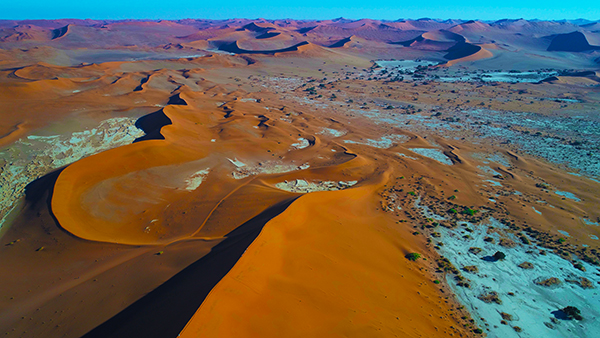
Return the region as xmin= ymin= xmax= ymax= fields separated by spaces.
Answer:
xmin=444 ymin=42 xmax=484 ymax=60
xmin=238 ymin=22 xmax=278 ymax=32
xmin=448 ymin=20 xmax=491 ymax=33
xmin=51 ymin=24 xmax=70 ymax=39
xmin=1 ymin=17 xmax=600 ymax=338
xmin=218 ymin=40 xmax=311 ymax=54
xmin=395 ymin=30 xmax=466 ymax=52
xmin=328 ymin=36 xmax=354 ymax=48
xmin=180 ymin=183 xmax=466 ymax=338
xmin=547 ymin=31 xmax=600 ymax=51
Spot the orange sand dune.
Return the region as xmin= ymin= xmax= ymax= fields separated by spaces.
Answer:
xmin=51 ymin=102 xmax=219 ymax=244
xmin=2 ymin=18 xmax=600 ymax=338
xmin=180 ymin=181 xmax=465 ymax=338
xmin=444 ymin=46 xmax=494 ymax=66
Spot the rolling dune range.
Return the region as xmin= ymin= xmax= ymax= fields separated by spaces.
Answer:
xmin=1 ymin=18 xmax=600 ymax=338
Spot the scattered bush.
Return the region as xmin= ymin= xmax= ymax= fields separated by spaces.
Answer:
xmin=469 ymin=247 xmax=482 ymax=254
xmin=566 ymin=277 xmax=595 ymax=289
xmin=463 ymin=208 xmax=478 ymax=216
xmin=513 ymin=326 xmax=522 ymax=332
xmin=478 ymin=291 xmax=502 ymax=304
xmin=500 ymin=312 xmax=513 ymax=321
xmin=573 ymin=263 xmax=586 ymax=272
xmin=499 ymin=238 xmax=516 ymax=248
xmin=535 ymin=277 xmax=561 ymax=287
xmin=518 ymin=262 xmax=534 ymax=269
xmin=436 ymin=257 xmax=459 ymax=274
xmin=561 ymin=306 xmax=583 ymax=320
xmin=463 ymin=265 xmax=479 ymax=273
xmin=519 ymin=235 xmax=531 ymax=244
xmin=406 ymin=253 xmax=421 ymax=261
xmin=473 ymin=328 xmax=483 ymax=334
xmin=493 ymin=251 xmax=506 ymax=261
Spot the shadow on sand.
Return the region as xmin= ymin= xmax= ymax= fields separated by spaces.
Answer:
xmin=81 ymin=197 xmax=299 ymax=338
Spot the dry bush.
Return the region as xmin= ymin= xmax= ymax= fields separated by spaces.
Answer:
xmin=500 ymin=312 xmax=513 ymax=321
xmin=518 ymin=262 xmax=534 ymax=269
xmin=535 ymin=277 xmax=562 ymax=287
xmin=463 ymin=265 xmax=479 ymax=273
xmin=566 ymin=277 xmax=595 ymax=289
xmin=499 ymin=238 xmax=516 ymax=248
xmin=469 ymin=247 xmax=482 ymax=254
xmin=478 ymin=291 xmax=502 ymax=304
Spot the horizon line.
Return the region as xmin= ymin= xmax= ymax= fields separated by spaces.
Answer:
xmin=1 ymin=17 xmax=599 ymax=22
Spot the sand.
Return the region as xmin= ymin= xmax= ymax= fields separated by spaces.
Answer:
xmin=1 ymin=17 xmax=600 ymax=338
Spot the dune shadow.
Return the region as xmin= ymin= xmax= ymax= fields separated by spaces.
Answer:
xmin=218 ymin=41 xmax=309 ymax=55
xmin=51 ymin=25 xmax=69 ymax=39
xmin=329 ymin=37 xmax=352 ymax=48
xmin=133 ymin=109 xmax=173 ymax=143
xmin=256 ymin=32 xmax=281 ymax=39
xmin=21 ymin=167 xmax=76 ymax=238
xmin=24 ymin=167 xmax=65 ymax=210
xmin=444 ymin=42 xmax=481 ymax=60
xmin=81 ymin=197 xmax=299 ymax=338
xmin=167 ymin=93 xmax=187 ymax=105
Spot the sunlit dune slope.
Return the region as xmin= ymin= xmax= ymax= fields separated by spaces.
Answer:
xmin=180 ymin=182 xmax=466 ymax=338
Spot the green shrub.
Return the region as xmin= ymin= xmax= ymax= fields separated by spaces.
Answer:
xmin=464 ymin=208 xmax=478 ymax=216
xmin=406 ymin=253 xmax=421 ymax=261
xmin=573 ymin=263 xmax=586 ymax=272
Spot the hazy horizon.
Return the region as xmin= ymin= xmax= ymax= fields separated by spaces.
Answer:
xmin=1 ymin=17 xmax=599 ymax=22
xmin=3 ymin=0 xmax=599 ymax=21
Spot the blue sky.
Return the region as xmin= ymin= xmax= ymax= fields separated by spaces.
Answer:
xmin=3 ymin=1 xmax=599 ymax=20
